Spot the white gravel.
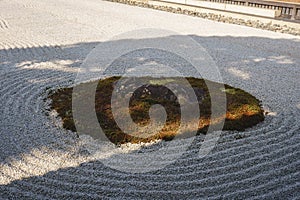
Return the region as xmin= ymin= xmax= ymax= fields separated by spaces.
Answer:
xmin=0 ymin=0 xmax=299 ymax=199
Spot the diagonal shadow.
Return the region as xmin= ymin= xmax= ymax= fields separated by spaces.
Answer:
xmin=0 ymin=35 xmax=299 ymax=199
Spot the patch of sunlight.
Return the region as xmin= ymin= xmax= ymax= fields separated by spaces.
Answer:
xmin=0 ymin=146 xmax=82 ymax=185
xmin=18 ymin=61 xmax=78 ymax=73
xmin=0 ymin=134 xmax=159 ymax=185
xmin=253 ymin=58 xmax=266 ymax=62
xmin=227 ymin=67 xmax=250 ymax=80
xmin=263 ymin=107 xmax=277 ymax=116
xmin=268 ymin=56 xmax=294 ymax=64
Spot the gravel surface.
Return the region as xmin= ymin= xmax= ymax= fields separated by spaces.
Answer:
xmin=0 ymin=0 xmax=300 ymax=199
xmin=107 ymin=0 xmax=300 ymax=36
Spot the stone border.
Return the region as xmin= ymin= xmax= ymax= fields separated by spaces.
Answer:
xmin=164 ymin=0 xmax=281 ymax=18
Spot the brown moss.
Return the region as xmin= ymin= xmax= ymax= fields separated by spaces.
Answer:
xmin=48 ymin=76 xmax=264 ymax=145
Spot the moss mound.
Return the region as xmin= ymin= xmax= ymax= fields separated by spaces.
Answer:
xmin=49 ymin=76 xmax=264 ymax=145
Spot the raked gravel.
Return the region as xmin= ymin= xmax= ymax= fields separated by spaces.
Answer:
xmin=0 ymin=0 xmax=300 ymax=199
xmin=107 ymin=0 xmax=300 ymax=36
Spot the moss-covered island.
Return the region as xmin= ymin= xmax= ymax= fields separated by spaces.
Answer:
xmin=49 ymin=76 xmax=264 ymax=145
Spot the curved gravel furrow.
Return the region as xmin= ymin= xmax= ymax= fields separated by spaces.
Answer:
xmin=52 ymin=130 xmax=300 ymax=182
xmin=0 ymin=68 xmax=64 ymax=91
xmin=0 ymin=40 xmax=63 ymax=54
xmin=0 ymin=67 xmax=74 ymax=114
xmin=0 ymin=17 xmax=9 ymax=30
xmin=220 ymin=171 xmax=300 ymax=199
xmin=92 ymin=131 xmax=299 ymax=174
xmin=2 ymin=126 xmax=299 ymax=197
xmin=1 ymin=183 xmax=101 ymax=200
xmin=18 ymin=152 xmax=298 ymax=197
xmin=23 ymin=140 xmax=300 ymax=187
xmin=251 ymin=182 xmax=300 ymax=200
xmin=0 ymin=41 xmax=17 ymax=50
xmin=7 ymin=169 xmax=298 ymax=199
xmin=1 ymin=61 xmax=299 ymax=197
xmin=21 ymin=2 xmax=39 ymax=9
xmin=0 ymin=0 xmax=299 ymax=199
xmin=17 ymin=74 xmax=73 ymax=112
xmin=0 ymin=41 xmax=12 ymax=49
xmin=1 ymin=78 xmax=42 ymax=115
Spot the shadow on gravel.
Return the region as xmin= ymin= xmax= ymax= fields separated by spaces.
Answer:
xmin=0 ymin=35 xmax=299 ymax=199
xmin=0 ymin=42 xmax=99 ymax=164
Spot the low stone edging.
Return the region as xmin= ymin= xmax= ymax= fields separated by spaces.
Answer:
xmin=106 ymin=0 xmax=300 ymax=36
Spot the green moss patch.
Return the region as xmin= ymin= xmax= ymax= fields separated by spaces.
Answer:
xmin=49 ymin=76 xmax=264 ymax=145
